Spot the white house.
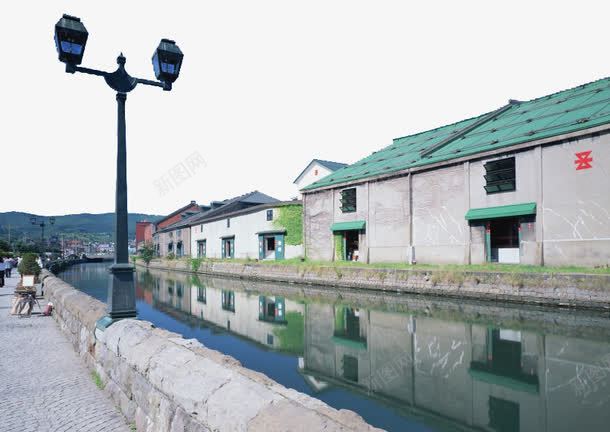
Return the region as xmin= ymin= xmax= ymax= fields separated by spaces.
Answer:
xmin=293 ymin=159 xmax=347 ymax=196
xmin=189 ymin=202 xmax=303 ymax=260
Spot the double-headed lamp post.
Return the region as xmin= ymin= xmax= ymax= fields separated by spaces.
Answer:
xmin=30 ymin=216 xmax=55 ymax=256
xmin=54 ymin=14 xmax=184 ymax=321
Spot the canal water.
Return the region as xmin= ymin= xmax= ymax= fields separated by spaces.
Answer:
xmin=59 ymin=263 xmax=610 ymax=432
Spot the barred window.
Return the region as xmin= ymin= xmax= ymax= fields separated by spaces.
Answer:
xmin=484 ymin=157 xmax=515 ymax=194
xmin=340 ymin=188 xmax=357 ymax=213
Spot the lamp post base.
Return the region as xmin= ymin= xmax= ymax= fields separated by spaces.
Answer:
xmin=107 ymin=263 xmax=136 ymax=320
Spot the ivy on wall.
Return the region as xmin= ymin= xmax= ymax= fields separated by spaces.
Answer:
xmin=272 ymin=205 xmax=303 ymax=245
xmin=334 ymin=233 xmax=344 ymax=261
xmin=273 ymin=311 xmax=304 ymax=354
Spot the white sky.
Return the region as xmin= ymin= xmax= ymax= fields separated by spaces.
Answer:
xmin=3 ymin=1 xmax=610 ymax=216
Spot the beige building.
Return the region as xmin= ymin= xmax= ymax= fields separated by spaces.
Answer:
xmin=302 ymin=79 xmax=610 ymax=266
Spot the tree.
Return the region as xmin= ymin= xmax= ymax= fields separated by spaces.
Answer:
xmin=18 ymin=253 xmax=41 ymax=277
xmin=0 ymin=239 xmax=10 ymax=251
xmin=139 ymin=242 xmax=155 ymax=265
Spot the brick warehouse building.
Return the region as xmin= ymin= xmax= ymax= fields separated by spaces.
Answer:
xmin=302 ymin=78 xmax=610 ymax=267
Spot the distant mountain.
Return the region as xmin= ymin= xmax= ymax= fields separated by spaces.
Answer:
xmin=0 ymin=211 xmax=162 ymax=243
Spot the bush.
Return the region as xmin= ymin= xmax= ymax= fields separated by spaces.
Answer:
xmin=139 ymin=243 xmax=155 ymax=265
xmin=18 ymin=253 xmax=41 ymax=277
xmin=190 ymin=257 xmax=204 ymax=272
xmin=166 ymin=252 xmax=175 ymax=260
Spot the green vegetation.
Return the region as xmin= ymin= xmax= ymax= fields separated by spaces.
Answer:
xmin=190 ymin=257 xmax=204 ymax=272
xmin=166 ymin=252 xmax=176 ymax=260
xmin=139 ymin=242 xmax=155 ymax=265
xmin=18 ymin=253 xmax=41 ymax=276
xmin=91 ymin=371 xmax=105 ymax=390
xmin=272 ymin=205 xmax=303 ymax=245
xmin=0 ymin=211 xmax=161 ymax=245
xmin=333 ymin=233 xmax=344 ymax=261
xmin=273 ymin=311 xmax=304 ymax=354
xmin=183 ymin=256 xmax=610 ymax=275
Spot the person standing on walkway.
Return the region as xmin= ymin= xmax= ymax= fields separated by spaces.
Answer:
xmin=5 ymin=257 xmax=12 ymax=278
xmin=0 ymin=258 xmax=5 ymax=287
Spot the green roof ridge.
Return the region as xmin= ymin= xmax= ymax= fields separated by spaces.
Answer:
xmin=303 ymin=76 xmax=610 ymax=191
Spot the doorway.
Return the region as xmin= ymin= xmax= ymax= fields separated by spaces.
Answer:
xmin=345 ymin=230 xmax=359 ymax=261
xmin=489 ymin=218 xmax=519 ymax=263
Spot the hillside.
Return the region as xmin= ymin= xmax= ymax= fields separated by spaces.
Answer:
xmin=0 ymin=211 xmax=161 ymax=243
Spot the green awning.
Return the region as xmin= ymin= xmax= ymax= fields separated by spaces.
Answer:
xmin=332 ymin=335 xmax=367 ymax=350
xmin=468 ymin=368 xmax=539 ymax=394
xmin=330 ymin=220 xmax=366 ymax=232
xmin=465 ymin=202 xmax=536 ymax=221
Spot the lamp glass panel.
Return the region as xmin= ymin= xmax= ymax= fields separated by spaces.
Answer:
xmin=161 ymin=63 xmax=176 ymax=74
xmin=152 ymin=52 xmax=161 ymax=77
xmin=60 ymin=41 xmax=83 ymax=55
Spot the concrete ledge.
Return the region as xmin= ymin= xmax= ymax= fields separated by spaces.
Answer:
xmin=41 ymin=270 xmax=380 ymax=432
xmin=139 ymin=259 xmax=610 ymax=310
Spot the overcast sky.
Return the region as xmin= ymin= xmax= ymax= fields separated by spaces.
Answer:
xmin=3 ymin=1 xmax=610 ymax=216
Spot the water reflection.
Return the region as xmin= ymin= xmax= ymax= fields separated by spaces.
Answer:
xmin=60 ymin=263 xmax=610 ymax=432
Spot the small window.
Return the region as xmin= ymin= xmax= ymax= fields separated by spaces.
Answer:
xmin=197 ymin=286 xmax=206 ymax=303
xmin=266 ymin=209 xmax=273 ymax=221
xmin=177 ymin=229 xmax=182 ymax=238
xmin=200 ymin=224 xmax=203 ymax=232
xmin=222 ymin=290 xmax=235 ymax=312
xmin=267 ymin=334 xmax=274 ymax=345
xmin=314 ymin=169 xmax=318 ymax=175
xmin=484 ymin=157 xmax=515 ymax=194
xmin=227 ymin=218 xmax=230 ymax=228
xmin=340 ymin=188 xmax=357 ymax=213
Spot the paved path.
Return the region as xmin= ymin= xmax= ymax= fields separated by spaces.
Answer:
xmin=0 ymin=272 xmax=130 ymax=432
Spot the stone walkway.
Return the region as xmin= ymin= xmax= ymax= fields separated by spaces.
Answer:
xmin=0 ymin=272 xmax=130 ymax=432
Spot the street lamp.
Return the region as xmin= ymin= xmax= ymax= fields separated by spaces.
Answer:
xmin=30 ymin=216 xmax=55 ymax=255
xmin=54 ymin=14 xmax=183 ymax=322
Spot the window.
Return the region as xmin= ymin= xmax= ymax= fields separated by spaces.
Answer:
xmin=227 ymin=218 xmax=230 ymax=228
xmin=340 ymin=188 xmax=357 ymax=213
xmin=484 ymin=157 xmax=515 ymax=194
xmin=266 ymin=209 xmax=273 ymax=221
xmin=177 ymin=229 xmax=182 ymax=238
xmin=222 ymin=290 xmax=235 ymax=312
xmin=314 ymin=169 xmax=318 ymax=176
xmin=200 ymin=224 xmax=203 ymax=231
xmin=267 ymin=334 xmax=274 ymax=345
xmin=343 ymin=355 xmax=359 ymax=382
xmin=197 ymin=286 xmax=206 ymax=303
xmin=197 ymin=240 xmax=206 ymax=258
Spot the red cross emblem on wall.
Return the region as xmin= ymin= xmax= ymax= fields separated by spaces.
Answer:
xmin=574 ymin=151 xmax=593 ymax=170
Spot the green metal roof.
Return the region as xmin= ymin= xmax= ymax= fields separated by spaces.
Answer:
xmin=330 ymin=220 xmax=366 ymax=231
xmin=304 ymin=77 xmax=610 ymax=191
xmin=465 ymin=202 xmax=536 ymax=221
xmin=468 ymin=368 xmax=539 ymax=395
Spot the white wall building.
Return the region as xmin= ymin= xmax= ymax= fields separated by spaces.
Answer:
xmin=190 ymin=202 xmax=303 ymax=260
xmin=293 ymin=159 xmax=347 ymax=197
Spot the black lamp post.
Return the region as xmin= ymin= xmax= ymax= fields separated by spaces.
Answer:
xmin=30 ymin=216 xmax=55 ymax=256
xmin=54 ymin=14 xmax=183 ymax=322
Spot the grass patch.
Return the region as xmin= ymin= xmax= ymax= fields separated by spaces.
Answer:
xmin=188 ymin=257 xmax=610 ymax=275
xmin=91 ymin=371 xmax=105 ymax=390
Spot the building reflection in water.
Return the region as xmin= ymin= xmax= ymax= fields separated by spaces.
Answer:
xmin=66 ymin=265 xmax=610 ymax=432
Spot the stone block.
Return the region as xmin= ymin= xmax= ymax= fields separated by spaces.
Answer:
xmin=203 ymin=374 xmax=281 ymax=431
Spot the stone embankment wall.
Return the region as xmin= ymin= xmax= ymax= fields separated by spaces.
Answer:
xmin=41 ymin=270 xmax=380 ymax=432
xmin=140 ymin=259 xmax=610 ymax=310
